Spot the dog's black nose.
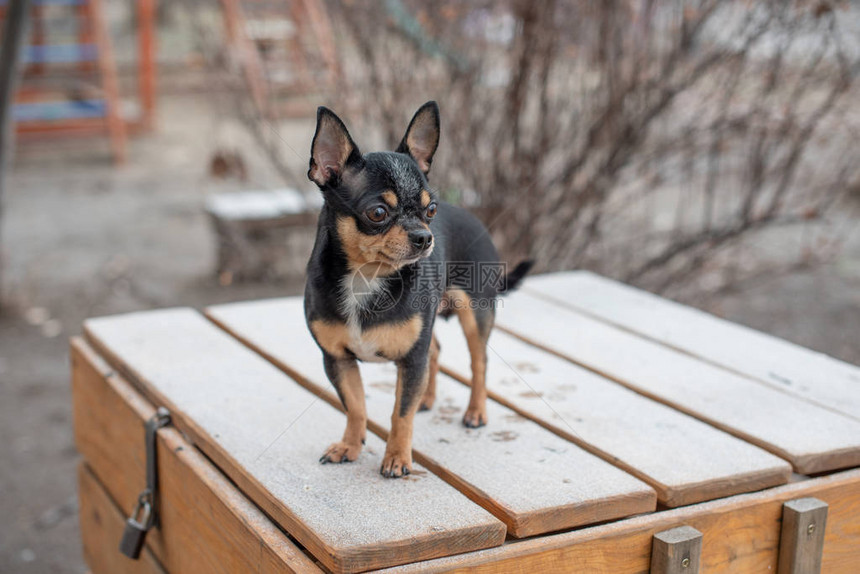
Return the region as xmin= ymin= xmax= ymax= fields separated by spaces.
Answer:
xmin=409 ymin=229 xmax=433 ymax=251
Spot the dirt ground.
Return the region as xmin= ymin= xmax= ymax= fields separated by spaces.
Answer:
xmin=0 ymin=92 xmax=312 ymax=574
xmin=1 ymin=92 xmax=858 ymax=574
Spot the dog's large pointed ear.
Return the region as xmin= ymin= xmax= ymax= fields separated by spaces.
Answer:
xmin=308 ymin=107 xmax=361 ymax=187
xmin=395 ymin=101 xmax=440 ymax=176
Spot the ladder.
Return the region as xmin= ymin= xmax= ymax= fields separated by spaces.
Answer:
xmin=0 ymin=0 xmax=127 ymax=163
xmin=220 ymin=0 xmax=339 ymax=119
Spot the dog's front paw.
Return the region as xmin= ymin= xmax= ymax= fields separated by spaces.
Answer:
xmin=462 ymin=405 xmax=488 ymax=428
xmin=319 ymin=441 xmax=362 ymax=464
xmin=380 ymin=450 xmax=412 ymax=478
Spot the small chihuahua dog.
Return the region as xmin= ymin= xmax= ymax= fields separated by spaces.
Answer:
xmin=304 ymin=101 xmax=532 ymax=477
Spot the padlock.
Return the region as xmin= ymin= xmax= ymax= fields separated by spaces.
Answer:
xmin=119 ymin=409 xmax=170 ymax=560
xmin=119 ymin=496 xmax=152 ymax=559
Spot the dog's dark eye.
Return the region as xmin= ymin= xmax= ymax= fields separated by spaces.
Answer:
xmin=426 ymin=202 xmax=437 ymax=219
xmin=366 ymin=206 xmax=388 ymax=223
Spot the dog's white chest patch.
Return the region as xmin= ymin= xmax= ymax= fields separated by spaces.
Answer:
xmin=339 ymin=275 xmax=388 ymax=363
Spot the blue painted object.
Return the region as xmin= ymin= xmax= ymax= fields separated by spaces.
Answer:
xmin=13 ymin=99 xmax=106 ymax=122
xmin=0 ymin=0 xmax=85 ymax=5
xmin=23 ymin=44 xmax=97 ymax=64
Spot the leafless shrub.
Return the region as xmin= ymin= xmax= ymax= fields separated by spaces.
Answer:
xmin=322 ymin=0 xmax=860 ymax=299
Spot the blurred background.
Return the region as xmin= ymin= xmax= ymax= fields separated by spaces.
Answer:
xmin=1 ymin=0 xmax=859 ymax=572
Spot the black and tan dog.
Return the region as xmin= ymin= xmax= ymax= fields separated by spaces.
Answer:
xmin=304 ymin=101 xmax=532 ymax=478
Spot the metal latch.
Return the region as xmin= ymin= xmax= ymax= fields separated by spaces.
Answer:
xmin=119 ymin=407 xmax=171 ymax=559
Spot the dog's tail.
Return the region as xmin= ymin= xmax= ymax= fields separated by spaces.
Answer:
xmin=498 ymin=260 xmax=535 ymax=295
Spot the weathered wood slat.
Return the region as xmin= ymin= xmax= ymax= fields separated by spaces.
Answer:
xmin=494 ymin=290 xmax=860 ymax=474
xmin=78 ymin=462 xmax=166 ymax=574
xmin=83 ymin=311 xmax=506 ymax=574
xmin=372 ymin=468 xmax=860 ymax=574
xmin=71 ymin=338 xmax=323 ymax=574
xmin=525 ymin=271 xmax=860 ymax=421
xmin=432 ymin=318 xmax=791 ymax=507
xmin=206 ymin=298 xmax=658 ymax=537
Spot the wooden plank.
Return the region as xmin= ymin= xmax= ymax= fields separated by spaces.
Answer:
xmin=432 ymin=317 xmax=790 ymax=507
xmin=16 ymin=116 xmax=148 ymax=137
xmin=77 ymin=461 xmax=167 ymax=574
xmin=650 ymin=526 xmax=702 ymax=574
xmin=206 ymin=298 xmax=658 ymax=536
xmin=71 ymin=338 xmax=323 ymax=574
xmin=82 ymin=311 xmax=506 ymax=574
xmin=372 ymin=468 xmax=860 ymax=574
xmin=525 ymin=271 xmax=860 ymax=421
xmin=493 ymin=290 xmax=860 ymax=475
xmin=778 ymin=498 xmax=828 ymax=574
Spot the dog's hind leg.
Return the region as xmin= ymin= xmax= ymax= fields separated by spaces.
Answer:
xmin=448 ymin=289 xmax=492 ymax=428
xmin=319 ymin=354 xmax=367 ymax=463
xmin=418 ymin=334 xmax=440 ymax=411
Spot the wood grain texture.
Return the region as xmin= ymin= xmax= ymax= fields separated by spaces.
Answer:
xmin=493 ymin=290 xmax=860 ymax=474
xmin=78 ymin=462 xmax=166 ymax=574
xmin=71 ymin=338 xmax=322 ymax=574
xmin=433 ymin=318 xmax=790 ymax=507
xmin=206 ymin=298 xmax=657 ymax=537
xmin=373 ymin=468 xmax=860 ymax=574
xmin=525 ymin=271 xmax=860 ymax=421
xmin=778 ymin=498 xmax=828 ymax=574
xmin=82 ymin=311 xmax=506 ymax=574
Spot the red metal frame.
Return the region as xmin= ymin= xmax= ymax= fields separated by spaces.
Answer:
xmin=4 ymin=0 xmax=157 ymax=163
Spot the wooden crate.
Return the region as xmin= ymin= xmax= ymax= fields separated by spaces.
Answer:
xmin=71 ymin=272 xmax=860 ymax=573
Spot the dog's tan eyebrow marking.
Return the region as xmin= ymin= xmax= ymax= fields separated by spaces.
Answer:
xmin=381 ymin=191 xmax=398 ymax=208
xmin=420 ymin=190 xmax=431 ymax=208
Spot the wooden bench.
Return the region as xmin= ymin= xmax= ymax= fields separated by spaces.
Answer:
xmin=205 ymin=189 xmax=321 ymax=283
xmin=71 ymin=272 xmax=860 ymax=573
